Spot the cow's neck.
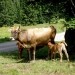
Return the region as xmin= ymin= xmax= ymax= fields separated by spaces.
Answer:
xmin=16 ymin=32 xmax=20 ymax=40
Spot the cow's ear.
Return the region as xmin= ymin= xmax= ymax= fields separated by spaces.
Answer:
xmin=16 ymin=26 xmax=20 ymax=31
xmin=19 ymin=26 xmax=20 ymax=29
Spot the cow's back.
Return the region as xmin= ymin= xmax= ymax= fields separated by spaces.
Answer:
xmin=27 ymin=27 xmax=55 ymax=45
xmin=15 ymin=26 xmax=56 ymax=48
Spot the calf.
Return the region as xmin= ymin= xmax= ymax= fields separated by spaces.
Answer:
xmin=48 ymin=41 xmax=69 ymax=62
xmin=10 ymin=26 xmax=56 ymax=61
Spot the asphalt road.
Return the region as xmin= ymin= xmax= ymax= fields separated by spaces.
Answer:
xmin=0 ymin=41 xmax=18 ymax=52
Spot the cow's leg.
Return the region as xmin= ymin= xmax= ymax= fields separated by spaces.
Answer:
xmin=18 ymin=45 xmax=23 ymax=58
xmin=33 ymin=48 xmax=36 ymax=61
xmin=62 ymin=46 xmax=69 ymax=61
xmin=51 ymin=51 xmax=54 ymax=60
xmin=17 ymin=42 xmax=23 ymax=58
xmin=59 ymin=50 xmax=63 ymax=62
xmin=32 ymin=45 xmax=36 ymax=61
xmin=47 ymin=49 xmax=51 ymax=60
xmin=27 ymin=48 xmax=31 ymax=61
xmin=57 ymin=46 xmax=63 ymax=62
xmin=51 ymin=52 xmax=56 ymax=61
xmin=53 ymin=53 xmax=56 ymax=60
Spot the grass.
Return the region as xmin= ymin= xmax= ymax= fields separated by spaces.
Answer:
xmin=0 ymin=50 xmax=75 ymax=75
xmin=0 ymin=23 xmax=71 ymax=75
xmin=0 ymin=23 xmax=65 ymax=43
xmin=20 ymin=23 xmax=66 ymax=33
xmin=0 ymin=26 xmax=11 ymax=43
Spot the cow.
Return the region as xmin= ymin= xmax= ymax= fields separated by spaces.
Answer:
xmin=48 ymin=41 xmax=69 ymax=62
xmin=10 ymin=26 xmax=56 ymax=61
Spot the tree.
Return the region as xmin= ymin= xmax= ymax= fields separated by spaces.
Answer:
xmin=0 ymin=0 xmax=6 ymax=26
xmin=0 ymin=0 xmax=75 ymax=26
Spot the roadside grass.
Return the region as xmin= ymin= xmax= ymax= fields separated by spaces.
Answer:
xmin=0 ymin=49 xmax=75 ymax=75
xmin=0 ymin=23 xmax=65 ymax=43
xmin=0 ymin=27 xmax=11 ymax=43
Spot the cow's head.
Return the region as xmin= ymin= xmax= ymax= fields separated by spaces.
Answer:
xmin=9 ymin=26 xmax=20 ymax=40
xmin=48 ymin=41 xmax=54 ymax=49
xmin=48 ymin=42 xmax=52 ymax=46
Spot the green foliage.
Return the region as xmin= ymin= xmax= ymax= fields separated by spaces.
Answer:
xmin=68 ymin=18 xmax=75 ymax=24
xmin=63 ymin=18 xmax=75 ymax=28
xmin=0 ymin=0 xmax=20 ymax=26
xmin=58 ymin=19 xmax=66 ymax=24
xmin=0 ymin=0 xmax=75 ymax=27
xmin=0 ymin=0 xmax=5 ymax=26
xmin=0 ymin=27 xmax=11 ymax=43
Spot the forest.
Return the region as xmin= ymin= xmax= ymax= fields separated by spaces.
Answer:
xmin=0 ymin=0 xmax=75 ymax=27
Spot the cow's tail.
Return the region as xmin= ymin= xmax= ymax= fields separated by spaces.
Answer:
xmin=61 ymin=41 xmax=67 ymax=46
xmin=50 ymin=25 xmax=56 ymax=44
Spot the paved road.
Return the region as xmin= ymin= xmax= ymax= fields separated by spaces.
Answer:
xmin=0 ymin=41 xmax=18 ymax=52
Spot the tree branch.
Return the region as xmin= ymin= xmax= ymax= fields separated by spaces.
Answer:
xmin=70 ymin=0 xmax=75 ymax=8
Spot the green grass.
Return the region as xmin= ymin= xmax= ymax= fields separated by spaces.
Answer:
xmin=0 ymin=26 xmax=11 ymax=43
xmin=0 ymin=23 xmax=65 ymax=43
xmin=0 ymin=50 xmax=75 ymax=75
xmin=20 ymin=23 xmax=66 ymax=33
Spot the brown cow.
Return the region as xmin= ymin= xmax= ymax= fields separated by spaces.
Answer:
xmin=48 ymin=41 xmax=69 ymax=62
xmin=10 ymin=26 xmax=56 ymax=61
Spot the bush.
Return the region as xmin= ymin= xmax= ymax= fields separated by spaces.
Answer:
xmin=58 ymin=19 xmax=66 ymax=24
xmin=68 ymin=18 xmax=75 ymax=24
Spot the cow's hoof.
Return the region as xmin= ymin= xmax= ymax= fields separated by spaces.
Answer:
xmin=30 ymin=60 xmax=35 ymax=63
xmin=52 ymin=59 xmax=55 ymax=61
xmin=60 ymin=60 xmax=62 ymax=62
xmin=46 ymin=57 xmax=49 ymax=60
xmin=67 ymin=59 xmax=69 ymax=62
